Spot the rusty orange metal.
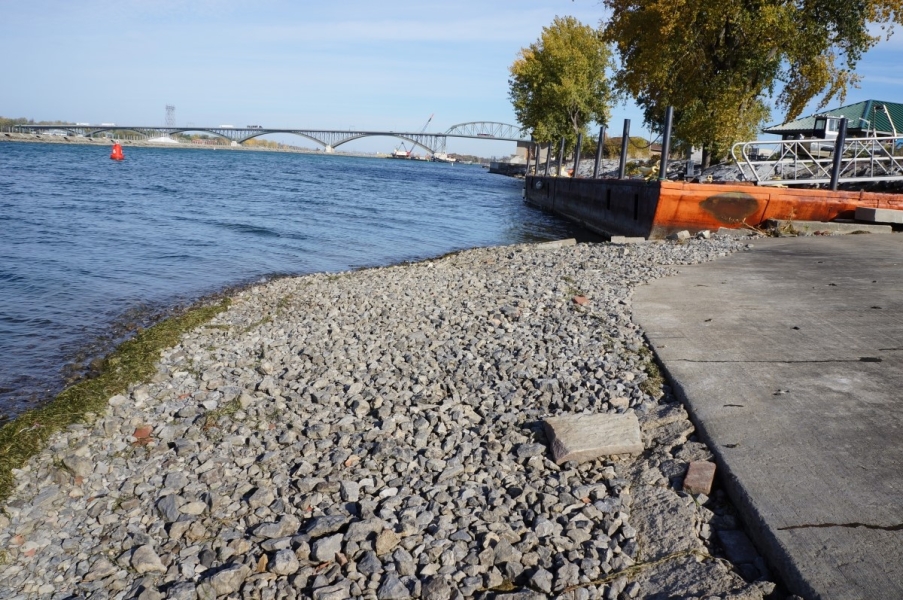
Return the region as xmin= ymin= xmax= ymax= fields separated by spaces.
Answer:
xmin=525 ymin=176 xmax=903 ymax=239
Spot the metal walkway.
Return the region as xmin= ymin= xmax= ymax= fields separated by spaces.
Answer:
xmin=732 ymin=135 xmax=903 ymax=186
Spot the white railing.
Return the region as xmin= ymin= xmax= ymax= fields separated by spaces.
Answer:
xmin=731 ymin=136 xmax=903 ymax=186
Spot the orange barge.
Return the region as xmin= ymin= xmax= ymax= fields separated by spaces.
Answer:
xmin=524 ymin=176 xmax=903 ymax=239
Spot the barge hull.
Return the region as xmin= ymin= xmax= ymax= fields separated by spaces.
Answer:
xmin=525 ymin=176 xmax=903 ymax=239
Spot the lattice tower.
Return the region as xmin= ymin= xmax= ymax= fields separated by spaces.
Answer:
xmin=165 ymin=105 xmax=176 ymax=128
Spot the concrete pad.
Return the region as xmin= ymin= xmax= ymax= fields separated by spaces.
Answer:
xmin=543 ymin=412 xmax=643 ymax=464
xmin=855 ymin=206 xmax=903 ymax=224
xmin=763 ymin=219 xmax=892 ymax=234
xmin=683 ymin=461 xmax=716 ymax=495
xmin=533 ymin=238 xmax=576 ymax=249
xmin=634 ymin=235 xmax=903 ymax=599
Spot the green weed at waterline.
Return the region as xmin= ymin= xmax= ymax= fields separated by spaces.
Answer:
xmin=0 ymin=299 xmax=231 ymax=502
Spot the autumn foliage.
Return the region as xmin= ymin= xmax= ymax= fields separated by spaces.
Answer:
xmin=508 ymin=16 xmax=614 ymax=152
xmin=601 ymin=0 xmax=903 ymax=163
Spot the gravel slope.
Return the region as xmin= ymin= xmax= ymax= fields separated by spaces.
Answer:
xmin=0 ymin=237 xmax=782 ymax=600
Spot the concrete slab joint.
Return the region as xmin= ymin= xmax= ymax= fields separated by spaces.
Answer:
xmin=543 ymin=412 xmax=643 ymax=465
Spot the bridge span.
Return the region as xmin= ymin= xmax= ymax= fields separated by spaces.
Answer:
xmin=14 ymin=122 xmax=530 ymax=154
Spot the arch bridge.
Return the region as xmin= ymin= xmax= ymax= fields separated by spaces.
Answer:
xmin=14 ymin=122 xmax=530 ymax=153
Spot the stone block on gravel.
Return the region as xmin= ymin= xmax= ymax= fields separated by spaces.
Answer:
xmin=534 ymin=238 xmax=576 ymax=249
xmin=683 ymin=461 xmax=716 ymax=495
xmin=609 ymin=236 xmax=647 ymax=244
xmin=543 ymin=412 xmax=643 ymax=464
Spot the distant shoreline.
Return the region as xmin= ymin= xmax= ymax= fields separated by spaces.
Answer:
xmin=0 ymin=131 xmax=379 ymax=157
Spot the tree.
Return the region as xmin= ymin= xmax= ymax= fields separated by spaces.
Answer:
xmin=601 ymin=0 xmax=903 ymax=166
xmin=509 ymin=16 xmax=615 ymax=152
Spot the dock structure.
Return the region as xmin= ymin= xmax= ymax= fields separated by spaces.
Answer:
xmin=524 ymin=176 xmax=903 ymax=239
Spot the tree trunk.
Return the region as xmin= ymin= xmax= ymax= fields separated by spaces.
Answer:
xmin=701 ymin=146 xmax=712 ymax=170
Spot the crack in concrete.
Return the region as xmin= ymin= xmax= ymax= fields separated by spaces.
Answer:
xmin=779 ymin=522 xmax=903 ymax=532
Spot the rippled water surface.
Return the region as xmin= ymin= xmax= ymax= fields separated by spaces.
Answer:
xmin=0 ymin=142 xmax=589 ymax=417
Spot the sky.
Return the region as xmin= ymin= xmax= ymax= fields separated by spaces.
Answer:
xmin=2 ymin=0 xmax=902 ymax=156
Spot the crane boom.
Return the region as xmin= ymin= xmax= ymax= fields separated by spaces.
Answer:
xmin=419 ymin=114 xmax=434 ymax=134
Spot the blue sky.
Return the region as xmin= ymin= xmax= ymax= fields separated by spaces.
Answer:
xmin=2 ymin=0 xmax=901 ymax=156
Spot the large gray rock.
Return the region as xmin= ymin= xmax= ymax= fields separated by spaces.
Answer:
xmin=62 ymin=454 xmax=93 ymax=478
xmin=375 ymin=529 xmax=400 ymax=555
xmin=155 ymin=494 xmax=182 ymax=523
xmin=166 ymin=582 xmax=198 ymax=600
xmin=543 ymin=412 xmax=643 ymax=464
xmin=253 ymin=514 xmax=300 ymax=539
xmin=203 ymin=563 xmax=250 ymax=596
xmin=304 ymin=515 xmax=349 ymax=537
xmin=268 ymin=548 xmax=300 ymax=575
xmin=421 ymin=576 xmax=453 ymax=600
xmin=530 ymin=568 xmax=554 ymax=594
xmin=131 ymin=544 xmax=166 ymax=574
xmin=310 ymin=533 xmax=343 ymax=562
xmin=630 ymin=486 xmax=702 ymax=561
xmin=312 ymin=582 xmax=352 ymax=600
xmin=377 ymin=574 xmax=410 ymax=600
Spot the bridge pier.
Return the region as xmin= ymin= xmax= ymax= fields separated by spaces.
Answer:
xmin=325 ymin=146 xmax=335 ymax=153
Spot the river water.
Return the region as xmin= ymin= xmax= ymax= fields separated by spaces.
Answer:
xmin=0 ymin=142 xmax=590 ymax=418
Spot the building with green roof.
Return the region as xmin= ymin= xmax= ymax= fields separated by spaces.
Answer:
xmin=762 ymin=100 xmax=903 ymax=139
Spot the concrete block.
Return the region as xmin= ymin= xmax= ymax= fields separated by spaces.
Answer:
xmin=534 ymin=238 xmax=576 ymax=249
xmin=609 ymin=236 xmax=647 ymax=244
xmin=543 ymin=412 xmax=643 ymax=464
xmin=855 ymin=207 xmax=903 ymax=224
xmin=666 ymin=230 xmax=691 ymax=241
xmin=683 ymin=461 xmax=716 ymax=495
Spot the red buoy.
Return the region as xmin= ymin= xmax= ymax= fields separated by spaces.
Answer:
xmin=110 ymin=143 xmax=124 ymax=161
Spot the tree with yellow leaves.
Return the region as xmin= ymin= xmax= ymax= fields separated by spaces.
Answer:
xmin=509 ymin=16 xmax=615 ymax=151
xmin=602 ymin=0 xmax=903 ymax=166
